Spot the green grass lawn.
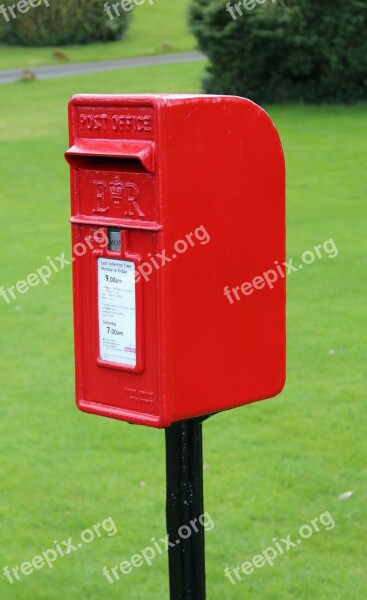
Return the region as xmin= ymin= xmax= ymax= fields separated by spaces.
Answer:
xmin=0 ymin=0 xmax=196 ymax=71
xmin=0 ymin=63 xmax=366 ymax=600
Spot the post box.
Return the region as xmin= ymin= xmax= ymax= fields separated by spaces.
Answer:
xmin=65 ymin=94 xmax=285 ymax=428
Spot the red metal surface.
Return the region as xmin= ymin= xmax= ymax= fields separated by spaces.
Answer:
xmin=65 ymin=94 xmax=286 ymax=428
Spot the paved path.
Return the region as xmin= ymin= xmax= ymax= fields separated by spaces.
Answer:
xmin=0 ymin=51 xmax=206 ymax=84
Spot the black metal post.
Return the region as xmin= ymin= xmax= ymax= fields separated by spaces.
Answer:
xmin=165 ymin=418 xmax=206 ymax=600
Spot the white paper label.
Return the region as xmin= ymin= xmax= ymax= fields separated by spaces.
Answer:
xmin=98 ymin=258 xmax=136 ymax=367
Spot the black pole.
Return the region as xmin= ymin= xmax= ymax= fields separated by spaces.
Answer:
xmin=165 ymin=418 xmax=206 ymax=600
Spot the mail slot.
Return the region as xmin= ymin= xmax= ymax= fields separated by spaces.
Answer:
xmin=65 ymin=94 xmax=286 ymax=428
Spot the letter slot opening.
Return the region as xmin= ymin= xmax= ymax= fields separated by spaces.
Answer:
xmin=65 ymin=139 xmax=155 ymax=173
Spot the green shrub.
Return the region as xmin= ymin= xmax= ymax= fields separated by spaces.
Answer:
xmin=2 ymin=0 xmax=132 ymax=47
xmin=188 ymin=0 xmax=367 ymax=103
xmin=0 ymin=27 xmax=5 ymax=45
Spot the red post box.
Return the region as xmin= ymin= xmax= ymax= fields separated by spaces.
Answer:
xmin=65 ymin=94 xmax=285 ymax=428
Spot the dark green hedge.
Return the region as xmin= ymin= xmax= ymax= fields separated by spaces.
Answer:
xmin=1 ymin=0 xmax=131 ymax=46
xmin=188 ymin=0 xmax=367 ymax=103
xmin=0 ymin=26 xmax=5 ymax=45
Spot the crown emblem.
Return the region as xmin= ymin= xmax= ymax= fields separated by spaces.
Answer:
xmin=109 ymin=176 xmax=124 ymax=205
